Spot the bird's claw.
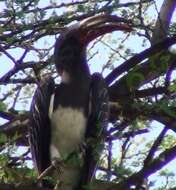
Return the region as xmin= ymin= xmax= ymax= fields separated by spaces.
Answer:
xmin=79 ymin=142 xmax=87 ymax=156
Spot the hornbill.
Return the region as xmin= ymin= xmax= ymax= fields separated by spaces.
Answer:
xmin=29 ymin=14 xmax=132 ymax=190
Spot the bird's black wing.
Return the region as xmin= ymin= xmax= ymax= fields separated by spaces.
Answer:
xmin=29 ymin=77 xmax=55 ymax=174
xmin=82 ymin=72 xmax=109 ymax=185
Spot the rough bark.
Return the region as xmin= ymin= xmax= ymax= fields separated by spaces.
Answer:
xmin=151 ymin=0 xmax=176 ymax=44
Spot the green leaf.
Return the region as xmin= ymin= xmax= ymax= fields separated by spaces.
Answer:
xmin=149 ymin=52 xmax=162 ymax=70
xmin=169 ymin=82 xmax=176 ymax=92
xmin=158 ymin=100 xmax=176 ymax=118
xmin=160 ymin=54 xmax=170 ymax=72
xmin=160 ymin=169 xmax=174 ymax=177
xmin=0 ymin=101 xmax=7 ymax=111
xmin=126 ymin=71 xmax=144 ymax=90
xmin=77 ymin=4 xmax=85 ymax=12
xmin=0 ymin=133 xmax=7 ymax=144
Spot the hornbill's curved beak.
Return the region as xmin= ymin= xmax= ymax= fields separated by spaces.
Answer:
xmin=76 ymin=14 xmax=133 ymax=45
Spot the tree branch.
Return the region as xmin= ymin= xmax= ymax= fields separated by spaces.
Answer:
xmin=151 ymin=0 xmax=176 ymax=44
xmin=106 ymin=35 xmax=176 ymax=85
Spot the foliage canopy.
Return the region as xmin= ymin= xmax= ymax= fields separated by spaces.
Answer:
xmin=0 ymin=0 xmax=176 ymax=190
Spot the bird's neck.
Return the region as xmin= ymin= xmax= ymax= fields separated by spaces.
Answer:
xmin=61 ymin=68 xmax=90 ymax=85
xmin=61 ymin=57 xmax=90 ymax=85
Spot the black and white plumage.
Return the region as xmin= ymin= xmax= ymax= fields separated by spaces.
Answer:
xmin=29 ymin=14 xmax=132 ymax=190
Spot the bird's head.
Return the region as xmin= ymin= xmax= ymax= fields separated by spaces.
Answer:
xmin=54 ymin=14 xmax=132 ymax=78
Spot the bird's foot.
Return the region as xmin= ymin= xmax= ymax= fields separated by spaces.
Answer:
xmin=52 ymin=159 xmax=64 ymax=175
xmin=53 ymin=179 xmax=63 ymax=190
xmin=79 ymin=142 xmax=87 ymax=155
xmin=36 ymin=159 xmax=63 ymax=185
xmin=37 ymin=164 xmax=55 ymax=183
